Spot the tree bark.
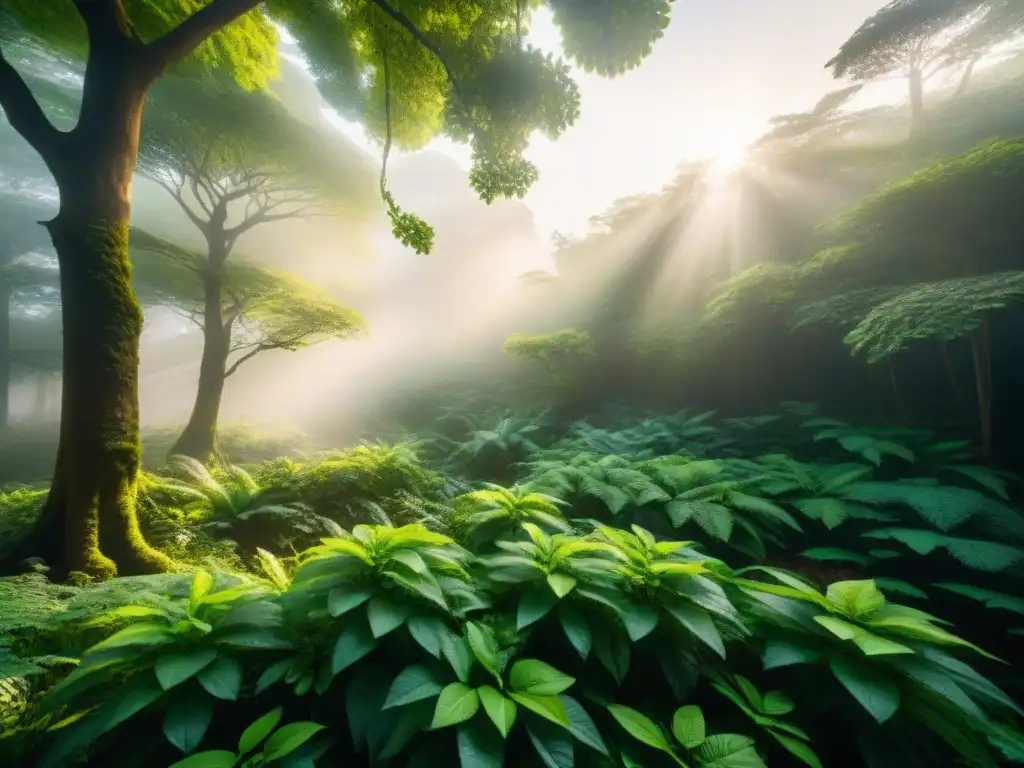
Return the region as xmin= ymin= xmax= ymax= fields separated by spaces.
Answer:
xmin=908 ymin=67 xmax=925 ymax=127
xmin=970 ymin=321 xmax=994 ymax=459
xmin=26 ymin=44 xmax=172 ymax=578
xmin=953 ymin=57 xmax=977 ymax=99
xmin=170 ymin=261 xmax=230 ymax=464
xmin=0 ymin=261 xmax=10 ymax=429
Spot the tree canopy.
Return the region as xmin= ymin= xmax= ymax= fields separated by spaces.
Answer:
xmin=130 ymin=228 xmax=365 ymax=376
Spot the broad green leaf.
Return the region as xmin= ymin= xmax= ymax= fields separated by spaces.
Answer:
xmin=263 ymin=722 xmax=326 ymax=762
xmin=593 ymin=628 xmax=631 ymax=684
xmin=620 ymin=603 xmax=660 ymax=642
xmin=197 ymin=656 xmax=243 ymax=701
xmin=255 ymin=658 xmax=291 ymax=695
xmin=518 ymin=589 xmax=558 ymax=630
xmin=466 ymin=622 xmax=502 ymax=681
xmin=770 ymin=733 xmax=823 ymax=768
xmin=875 ymin=579 xmax=928 ymax=600
xmin=383 ymin=664 xmax=446 ymax=709
xmin=510 ymin=692 xmax=570 ymax=727
xmin=559 ymin=605 xmax=591 ymax=659
xmin=189 ymin=570 xmax=214 ymax=612
xmin=431 ymin=683 xmax=480 ymax=729
xmin=672 ymin=705 xmax=705 ymax=749
xmin=367 ymin=597 xmax=408 ymax=638
xmin=164 ymin=693 xmax=214 ymax=754
xmin=509 ymin=659 xmax=575 ymax=696
xmin=478 ymin=685 xmax=517 ymax=737
xmin=328 ymin=586 xmax=375 ymax=617
xmin=408 ymin=615 xmax=448 ymax=658
xmin=547 ymin=573 xmax=577 ymax=598
xmin=830 ymin=658 xmax=900 ymax=723
xmin=561 ymin=694 xmax=608 ymax=755
xmin=156 ymin=649 xmax=218 ymax=690
xmin=695 ymin=734 xmax=766 ymax=767
xmin=826 ymin=580 xmax=886 ymax=620
xmin=441 ymin=631 xmax=473 ymax=683
xmin=763 ymin=640 xmax=820 ymax=670
xmin=88 ymin=622 xmax=174 ymax=653
xmin=456 ymin=719 xmax=505 ymax=768
xmin=815 ymin=616 xmax=914 ymax=656
xmin=331 ymin=619 xmax=379 ymax=675
xmin=215 ymin=629 xmax=291 ymax=650
xmin=168 ymin=751 xmax=237 ymax=768
xmin=800 ymin=548 xmax=872 ymax=566
xmin=526 ymin=719 xmax=574 ymax=768
xmin=607 ymin=704 xmax=674 ymax=753
xmin=761 ymin=691 xmax=795 ymax=716
xmin=663 ymin=598 xmax=725 ymax=658
xmin=238 ymin=707 xmax=283 ymax=754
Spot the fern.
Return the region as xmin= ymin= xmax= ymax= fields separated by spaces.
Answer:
xmin=863 ymin=528 xmax=1024 ymax=572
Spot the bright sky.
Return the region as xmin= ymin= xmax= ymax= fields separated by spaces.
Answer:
xmin=322 ymin=0 xmax=890 ymax=240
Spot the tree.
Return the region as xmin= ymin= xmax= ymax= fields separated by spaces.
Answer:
xmin=135 ymin=74 xmax=374 ymax=462
xmin=131 ymin=229 xmax=365 ymax=461
xmin=825 ymin=0 xmax=1022 ymax=125
xmin=0 ymin=0 xmax=674 ymax=578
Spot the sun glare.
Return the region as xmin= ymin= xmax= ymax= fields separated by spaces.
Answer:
xmin=704 ymin=136 xmax=751 ymax=186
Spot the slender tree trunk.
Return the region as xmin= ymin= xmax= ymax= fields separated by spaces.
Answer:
xmin=939 ymin=340 xmax=964 ymax=403
xmin=908 ymin=68 xmax=925 ymax=128
xmin=27 ymin=47 xmax=172 ymax=578
xmin=953 ymin=57 xmax=977 ymax=99
xmin=0 ymin=265 xmax=10 ymax=429
xmin=970 ymin=321 xmax=994 ymax=459
xmin=170 ymin=263 xmax=230 ymax=463
xmin=31 ymin=373 xmax=46 ymax=420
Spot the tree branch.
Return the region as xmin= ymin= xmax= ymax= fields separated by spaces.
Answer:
xmin=0 ymin=46 xmax=66 ymax=171
xmin=144 ymin=0 xmax=264 ymax=80
xmin=224 ymin=344 xmax=267 ymax=377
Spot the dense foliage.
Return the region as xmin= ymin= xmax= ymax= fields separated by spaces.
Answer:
xmin=1 ymin=404 xmax=1022 ymax=767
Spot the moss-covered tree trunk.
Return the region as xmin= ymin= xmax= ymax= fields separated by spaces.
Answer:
xmin=0 ymin=257 xmax=10 ymax=429
xmin=27 ymin=42 xmax=172 ymax=579
xmin=170 ymin=260 xmax=230 ymax=464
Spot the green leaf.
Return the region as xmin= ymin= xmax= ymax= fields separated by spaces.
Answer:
xmin=168 ymin=751 xmax=237 ymax=768
xmin=255 ymin=659 xmax=291 ymax=695
xmin=510 ymin=692 xmax=570 ymax=727
xmin=761 ymin=691 xmax=795 ymax=716
xmin=547 ymin=572 xmax=577 ymax=598
xmin=478 ymin=685 xmax=517 ymax=737
xmin=367 ymin=597 xmax=408 ymax=638
xmin=770 ymin=733 xmax=823 ymax=768
xmin=593 ymin=627 xmax=630 ymax=683
xmin=620 ymin=603 xmax=660 ymax=642
xmin=559 ymin=605 xmax=591 ymax=659
xmin=156 ymin=649 xmax=219 ymax=691
xmin=456 ymin=720 xmax=505 ymax=768
xmin=189 ymin=570 xmax=214 ymax=613
xmin=383 ymin=664 xmax=446 ymax=709
xmin=432 ymin=683 xmax=480 ymax=729
xmin=238 ymin=707 xmax=283 ymax=755
xmin=801 ymin=548 xmax=872 ymax=566
xmin=663 ymin=597 xmax=725 ymax=658
xmin=509 ymin=659 xmax=575 ymax=695
xmin=875 ymin=579 xmax=928 ymax=600
xmin=830 ymin=658 xmax=900 ymax=724
xmin=88 ymin=622 xmax=174 ymax=653
xmin=441 ymin=631 xmax=473 ymax=683
xmin=164 ymin=693 xmax=214 ymax=754
xmin=607 ymin=704 xmax=674 ymax=753
xmin=672 ymin=705 xmax=705 ymax=749
xmin=527 ymin=719 xmax=574 ymax=768
xmin=825 ymin=580 xmax=886 ymax=620
xmin=466 ymin=622 xmax=502 ymax=681
xmin=408 ymin=615 xmax=448 ymax=658
xmin=331 ymin=619 xmax=379 ymax=675
xmin=328 ymin=586 xmax=375 ymax=617
xmin=561 ymin=694 xmax=608 ymax=755
xmin=518 ymin=589 xmax=558 ymax=630
xmin=695 ymin=734 xmax=766 ymax=767
xmin=762 ymin=640 xmax=820 ymax=670
xmin=263 ymin=722 xmax=326 ymax=762
xmin=814 ymin=616 xmax=914 ymax=656
xmin=197 ymin=656 xmax=243 ymax=701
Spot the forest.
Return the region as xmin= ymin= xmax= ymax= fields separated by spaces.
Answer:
xmin=1 ymin=0 xmax=1024 ymax=766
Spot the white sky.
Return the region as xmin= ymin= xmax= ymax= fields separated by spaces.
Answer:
xmin=319 ymin=1 xmax=897 ymax=240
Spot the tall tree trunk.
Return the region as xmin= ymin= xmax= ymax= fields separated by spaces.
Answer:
xmin=27 ymin=48 xmax=172 ymax=579
xmin=939 ymin=340 xmax=965 ymax=403
xmin=170 ymin=263 xmax=229 ymax=463
xmin=0 ymin=265 xmax=10 ymax=429
xmin=953 ymin=57 xmax=977 ymax=99
xmin=970 ymin=321 xmax=994 ymax=459
xmin=908 ymin=67 xmax=925 ymax=128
